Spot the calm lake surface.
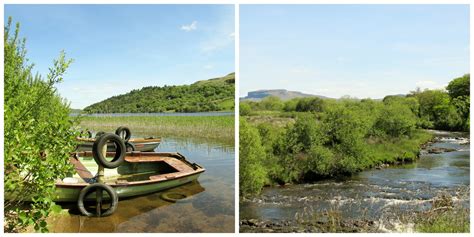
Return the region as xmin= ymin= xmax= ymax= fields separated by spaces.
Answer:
xmin=240 ymin=131 xmax=470 ymax=232
xmin=51 ymin=134 xmax=235 ymax=233
xmin=72 ymin=112 xmax=234 ymax=117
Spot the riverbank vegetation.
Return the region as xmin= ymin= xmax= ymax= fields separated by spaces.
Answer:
xmin=80 ymin=115 xmax=234 ymax=144
xmin=83 ymin=73 xmax=235 ymax=113
xmin=239 ymin=75 xmax=469 ymax=197
xmin=4 ymin=18 xmax=79 ymax=232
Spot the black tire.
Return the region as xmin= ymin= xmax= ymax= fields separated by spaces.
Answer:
xmin=95 ymin=131 xmax=105 ymax=138
xmin=125 ymin=142 xmax=136 ymax=152
xmin=77 ymin=183 xmax=118 ymax=217
xmin=115 ymin=126 xmax=131 ymax=142
xmin=92 ymin=133 xmax=125 ymax=169
xmin=160 ymin=192 xmax=188 ymax=203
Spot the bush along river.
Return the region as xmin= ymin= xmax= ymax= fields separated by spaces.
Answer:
xmin=48 ymin=134 xmax=235 ymax=233
xmin=240 ymin=130 xmax=470 ymax=233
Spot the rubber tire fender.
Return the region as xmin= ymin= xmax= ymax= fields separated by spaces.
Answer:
xmin=115 ymin=126 xmax=131 ymax=142
xmin=77 ymin=183 xmax=118 ymax=217
xmin=125 ymin=142 xmax=136 ymax=152
xmin=95 ymin=131 xmax=105 ymax=138
xmin=92 ymin=133 xmax=125 ymax=169
xmin=160 ymin=192 xmax=188 ymax=203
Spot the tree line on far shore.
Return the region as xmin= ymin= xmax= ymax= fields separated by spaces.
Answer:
xmin=83 ymin=73 xmax=235 ymax=113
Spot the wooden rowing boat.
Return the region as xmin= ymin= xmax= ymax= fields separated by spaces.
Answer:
xmin=55 ymin=151 xmax=205 ymax=202
xmin=76 ymin=137 xmax=161 ymax=152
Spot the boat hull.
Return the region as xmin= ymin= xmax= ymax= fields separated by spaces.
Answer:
xmin=76 ymin=141 xmax=160 ymax=152
xmin=55 ymin=172 xmax=202 ymax=202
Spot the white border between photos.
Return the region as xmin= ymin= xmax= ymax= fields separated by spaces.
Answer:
xmin=1 ymin=0 xmax=473 ymax=237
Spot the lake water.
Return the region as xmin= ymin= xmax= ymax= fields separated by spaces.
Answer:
xmin=50 ymin=135 xmax=235 ymax=233
xmin=240 ymin=131 xmax=470 ymax=232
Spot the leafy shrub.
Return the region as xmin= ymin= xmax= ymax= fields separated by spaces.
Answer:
xmin=259 ymin=96 xmax=284 ymax=111
xmin=295 ymin=97 xmax=325 ymax=112
xmin=240 ymin=102 xmax=251 ymax=116
xmin=4 ymin=18 xmax=79 ymax=232
xmin=239 ymin=119 xmax=267 ymax=196
xmin=373 ymin=101 xmax=417 ymax=137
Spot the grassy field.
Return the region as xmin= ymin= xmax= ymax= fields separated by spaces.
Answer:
xmin=79 ymin=115 xmax=234 ymax=145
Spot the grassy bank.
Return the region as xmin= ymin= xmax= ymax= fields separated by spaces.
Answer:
xmin=365 ymin=130 xmax=433 ymax=165
xmin=79 ymin=116 xmax=234 ymax=145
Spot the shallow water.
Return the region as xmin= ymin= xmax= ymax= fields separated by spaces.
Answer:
xmin=240 ymin=131 xmax=470 ymax=230
xmin=51 ymin=136 xmax=235 ymax=233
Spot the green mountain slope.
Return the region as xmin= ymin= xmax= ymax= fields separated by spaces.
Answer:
xmin=83 ymin=73 xmax=235 ymax=113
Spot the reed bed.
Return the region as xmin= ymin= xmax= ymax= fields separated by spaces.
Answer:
xmin=79 ymin=116 xmax=234 ymax=144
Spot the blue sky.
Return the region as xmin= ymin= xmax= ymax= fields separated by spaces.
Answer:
xmin=5 ymin=4 xmax=235 ymax=109
xmin=240 ymin=5 xmax=470 ymax=98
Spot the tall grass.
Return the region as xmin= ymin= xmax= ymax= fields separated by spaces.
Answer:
xmin=79 ymin=116 xmax=234 ymax=144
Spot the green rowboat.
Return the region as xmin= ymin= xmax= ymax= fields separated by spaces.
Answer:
xmin=55 ymin=151 xmax=205 ymax=202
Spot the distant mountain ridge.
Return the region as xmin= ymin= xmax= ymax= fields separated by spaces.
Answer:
xmin=241 ymin=89 xmax=329 ymax=101
xmin=83 ymin=73 xmax=235 ymax=113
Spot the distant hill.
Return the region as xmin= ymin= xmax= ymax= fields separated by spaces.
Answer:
xmin=83 ymin=73 xmax=235 ymax=113
xmin=241 ymin=89 xmax=328 ymax=101
xmin=193 ymin=72 xmax=235 ymax=86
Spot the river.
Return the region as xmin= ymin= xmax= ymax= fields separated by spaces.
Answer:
xmin=240 ymin=130 xmax=470 ymax=232
xmin=49 ymin=135 xmax=235 ymax=233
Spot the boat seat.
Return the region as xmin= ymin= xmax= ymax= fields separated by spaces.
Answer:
xmin=149 ymin=173 xmax=178 ymax=181
xmin=69 ymin=156 xmax=94 ymax=181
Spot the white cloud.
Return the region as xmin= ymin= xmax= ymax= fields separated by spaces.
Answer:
xmin=180 ymin=21 xmax=197 ymax=32
xmin=229 ymin=32 xmax=235 ymax=38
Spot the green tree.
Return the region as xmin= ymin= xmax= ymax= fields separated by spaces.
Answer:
xmin=446 ymin=74 xmax=470 ymax=99
xmin=259 ymin=96 xmax=283 ymax=111
xmin=415 ymin=90 xmax=451 ymax=128
xmin=239 ymin=119 xmax=267 ymax=196
xmin=283 ymin=98 xmax=298 ymax=112
xmin=4 ymin=18 xmax=78 ymax=232
xmin=296 ymin=97 xmax=325 ymax=112
xmin=374 ymin=101 xmax=417 ymax=137
xmin=240 ymin=102 xmax=251 ymax=116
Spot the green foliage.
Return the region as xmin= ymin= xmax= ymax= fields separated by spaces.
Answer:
xmin=239 ymin=119 xmax=267 ymax=197
xmin=295 ymin=97 xmax=325 ymax=112
xmin=239 ymin=74 xmax=469 ymax=197
xmin=84 ymin=73 xmax=235 ymax=113
xmin=4 ymin=18 xmax=78 ymax=233
xmin=259 ymin=96 xmax=284 ymax=111
xmin=446 ymin=74 xmax=470 ymax=99
xmin=239 ymin=102 xmax=251 ymax=116
xmin=411 ymin=81 xmax=469 ymax=131
xmin=373 ymin=100 xmax=417 ymax=137
xmin=283 ymin=98 xmax=299 ymax=112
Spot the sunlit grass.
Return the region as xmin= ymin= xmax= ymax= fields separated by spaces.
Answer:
xmin=79 ymin=116 xmax=234 ymax=144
